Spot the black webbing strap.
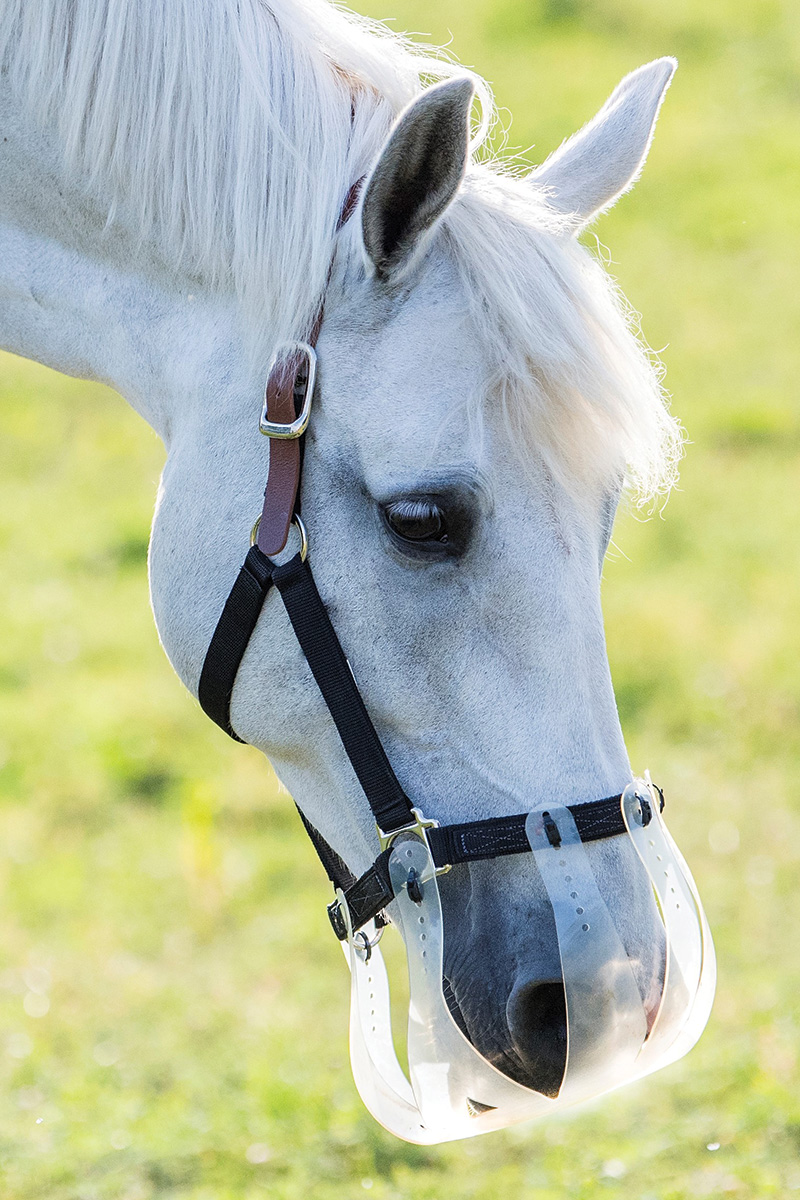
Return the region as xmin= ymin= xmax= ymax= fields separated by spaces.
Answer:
xmin=271 ymin=554 xmax=414 ymax=834
xmin=427 ymin=793 xmax=629 ymax=866
xmin=327 ymin=848 xmax=394 ymax=941
xmin=327 ymin=849 xmax=394 ymax=940
xmin=296 ymin=804 xmax=357 ymax=892
xmin=328 ymin=790 xmax=660 ymax=940
xmin=198 ymin=546 xmax=415 ymax=835
xmin=198 ymin=546 xmax=274 ymax=740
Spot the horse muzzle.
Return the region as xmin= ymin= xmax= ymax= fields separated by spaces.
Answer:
xmin=340 ymin=779 xmax=716 ymax=1145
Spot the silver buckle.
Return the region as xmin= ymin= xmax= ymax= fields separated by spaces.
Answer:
xmin=259 ymin=341 xmax=317 ymax=439
xmin=376 ymin=807 xmax=451 ymax=876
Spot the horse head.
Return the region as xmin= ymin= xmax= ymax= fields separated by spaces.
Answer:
xmin=159 ymin=61 xmax=702 ymax=1119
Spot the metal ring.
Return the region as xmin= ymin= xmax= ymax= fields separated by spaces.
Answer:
xmin=250 ymin=513 xmax=309 ymax=562
xmin=355 ymin=925 xmax=385 ymax=963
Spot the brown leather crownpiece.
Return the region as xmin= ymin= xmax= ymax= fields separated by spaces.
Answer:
xmin=255 ymin=179 xmax=363 ymax=558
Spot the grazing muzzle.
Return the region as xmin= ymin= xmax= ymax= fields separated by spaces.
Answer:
xmin=340 ymin=779 xmax=715 ymax=1144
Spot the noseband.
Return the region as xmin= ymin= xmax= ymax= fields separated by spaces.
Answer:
xmin=196 ymin=180 xmax=659 ymax=944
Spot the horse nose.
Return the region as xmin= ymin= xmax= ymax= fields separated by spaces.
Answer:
xmin=506 ymin=978 xmax=567 ymax=1098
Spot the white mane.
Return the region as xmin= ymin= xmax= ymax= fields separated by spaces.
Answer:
xmin=440 ymin=177 xmax=681 ymax=502
xmin=0 ymin=0 xmax=679 ymax=501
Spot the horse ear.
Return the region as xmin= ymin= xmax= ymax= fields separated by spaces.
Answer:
xmin=531 ymin=58 xmax=677 ymax=232
xmin=361 ymin=77 xmax=474 ymax=278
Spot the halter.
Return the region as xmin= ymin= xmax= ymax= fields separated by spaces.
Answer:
xmin=196 ymin=181 xmax=657 ymax=941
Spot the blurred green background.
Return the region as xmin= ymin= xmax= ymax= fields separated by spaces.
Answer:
xmin=1 ymin=0 xmax=799 ymax=1196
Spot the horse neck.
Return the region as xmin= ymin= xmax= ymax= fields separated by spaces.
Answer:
xmin=0 ymin=89 xmax=169 ymax=430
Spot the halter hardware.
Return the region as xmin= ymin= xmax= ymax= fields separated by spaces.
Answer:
xmin=377 ymin=807 xmax=452 ymax=874
xmin=259 ymin=341 xmax=317 ymax=439
xmin=251 ymin=513 xmax=309 ymax=561
xmin=353 ymin=920 xmax=385 ymax=964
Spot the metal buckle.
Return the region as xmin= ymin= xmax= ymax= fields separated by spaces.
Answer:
xmin=376 ymin=807 xmax=451 ymax=875
xmin=644 ymin=769 xmax=666 ymax=814
xmin=327 ymin=895 xmax=348 ymax=941
xmin=259 ymin=341 xmax=317 ymax=439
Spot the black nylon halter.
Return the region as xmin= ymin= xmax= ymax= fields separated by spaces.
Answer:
xmin=197 ymin=187 xmax=661 ymax=941
xmin=197 ymin=529 xmax=660 ymax=940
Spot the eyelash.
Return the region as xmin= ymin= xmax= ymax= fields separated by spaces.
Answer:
xmin=382 ymin=499 xmax=449 ymax=546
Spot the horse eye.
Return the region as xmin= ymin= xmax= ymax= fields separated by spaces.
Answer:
xmin=383 ymin=500 xmax=448 ymax=545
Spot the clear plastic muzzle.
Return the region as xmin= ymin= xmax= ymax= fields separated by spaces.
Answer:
xmin=341 ymin=779 xmax=715 ymax=1144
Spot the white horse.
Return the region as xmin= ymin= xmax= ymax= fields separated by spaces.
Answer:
xmin=0 ymin=0 xmax=687 ymax=1105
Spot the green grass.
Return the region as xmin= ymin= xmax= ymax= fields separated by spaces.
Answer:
xmin=1 ymin=1 xmax=799 ymax=1196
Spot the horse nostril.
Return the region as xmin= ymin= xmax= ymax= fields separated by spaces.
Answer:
xmin=506 ymin=979 xmax=567 ymax=1098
